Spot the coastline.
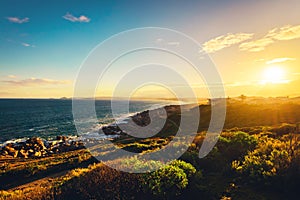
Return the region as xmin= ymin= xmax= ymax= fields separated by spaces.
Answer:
xmin=0 ymin=99 xmax=179 ymax=143
xmin=1 ymin=100 xmax=300 ymax=199
xmin=0 ymin=103 xmax=184 ymax=158
xmin=0 ymin=103 xmax=185 ymax=192
xmin=0 ymin=100 xmax=182 ymax=146
xmin=3 ymin=97 xmax=300 ymax=156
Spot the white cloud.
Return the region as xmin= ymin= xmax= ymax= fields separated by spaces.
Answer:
xmin=239 ymin=37 xmax=274 ymax=52
xmin=266 ymin=25 xmax=300 ymax=41
xmin=21 ymin=43 xmax=30 ymax=47
xmin=6 ymin=17 xmax=29 ymax=24
xmin=202 ymin=33 xmax=253 ymax=53
xmin=2 ymin=78 xmax=72 ymax=86
xmin=6 ymin=39 xmax=35 ymax=47
xmin=240 ymin=24 xmax=300 ymax=52
xmin=21 ymin=42 xmax=35 ymax=47
xmin=266 ymin=57 xmax=296 ymax=65
xmin=63 ymin=13 xmax=90 ymax=23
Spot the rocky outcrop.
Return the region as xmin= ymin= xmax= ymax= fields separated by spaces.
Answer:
xmin=101 ymin=125 xmax=125 ymax=135
xmin=0 ymin=136 xmax=84 ymax=158
xmin=131 ymin=110 xmax=151 ymax=126
xmin=0 ymin=106 xmax=173 ymax=158
xmin=101 ymin=109 xmax=161 ymax=135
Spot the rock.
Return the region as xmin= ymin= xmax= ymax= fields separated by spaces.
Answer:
xmin=25 ymin=143 xmax=31 ymax=149
xmin=1 ymin=150 xmax=8 ymax=156
xmin=5 ymin=143 xmax=14 ymax=148
xmin=26 ymin=137 xmax=46 ymax=150
xmin=3 ymin=145 xmax=18 ymax=157
xmin=18 ymin=149 xmax=28 ymax=158
xmin=71 ymin=141 xmax=84 ymax=149
xmin=58 ymin=143 xmax=71 ymax=152
xmin=49 ymin=140 xmax=61 ymax=148
xmin=0 ymin=136 xmax=85 ymax=158
xmin=102 ymin=125 xmax=123 ymax=135
xmin=56 ymin=135 xmax=67 ymax=141
xmin=131 ymin=110 xmax=151 ymax=126
xmin=34 ymin=151 xmax=42 ymax=157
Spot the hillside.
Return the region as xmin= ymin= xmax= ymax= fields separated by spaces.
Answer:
xmin=1 ymin=99 xmax=300 ymax=199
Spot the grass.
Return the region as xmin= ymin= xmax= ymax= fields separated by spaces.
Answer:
xmin=1 ymin=100 xmax=300 ymax=199
xmin=0 ymin=149 xmax=93 ymax=190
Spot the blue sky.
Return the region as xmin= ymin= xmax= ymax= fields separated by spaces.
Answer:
xmin=1 ymin=0 xmax=213 ymax=79
xmin=1 ymin=0 xmax=300 ymax=98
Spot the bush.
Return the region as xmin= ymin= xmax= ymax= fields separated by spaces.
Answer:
xmin=56 ymin=158 xmax=196 ymax=199
xmin=232 ymin=136 xmax=293 ymax=181
xmin=106 ymin=156 xmax=164 ymax=172
xmin=143 ymin=160 xmax=196 ymax=198
xmin=218 ymin=131 xmax=258 ymax=161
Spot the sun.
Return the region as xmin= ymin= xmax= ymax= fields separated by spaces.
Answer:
xmin=261 ymin=66 xmax=287 ymax=84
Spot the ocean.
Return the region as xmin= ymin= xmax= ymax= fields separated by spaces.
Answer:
xmin=0 ymin=99 xmax=169 ymax=143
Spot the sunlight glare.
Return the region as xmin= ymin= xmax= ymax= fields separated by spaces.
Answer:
xmin=261 ymin=66 xmax=287 ymax=84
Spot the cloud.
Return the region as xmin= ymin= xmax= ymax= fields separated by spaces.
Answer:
xmin=2 ymin=78 xmax=71 ymax=86
xmin=266 ymin=25 xmax=300 ymax=41
xmin=202 ymin=33 xmax=253 ymax=53
xmin=21 ymin=43 xmax=30 ymax=47
xmin=6 ymin=39 xmax=35 ymax=47
xmin=7 ymin=75 xmax=17 ymax=79
xmin=63 ymin=13 xmax=90 ymax=23
xmin=6 ymin=17 xmax=29 ymax=24
xmin=239 ymin=37 xmax=274 ymax=52
xmin=240 ymin=24 xmax=300 ymax=52
xmin=266 ymin=57 xmax=296 ymax=65
xmin=21 ymin=42 xmax=35 ymax=47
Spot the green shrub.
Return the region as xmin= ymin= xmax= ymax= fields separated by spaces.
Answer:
xmin=146 ymin=165 xmax=187 ymax=197
xmin=142 ymin=160 xmax=196 ymax=198
xmin=106 ymin=156 xmax=164 ymax=172
xmin=218 ymin=131 xmax=258 ymax=161
xmin=232 ymin=135 xmax=294 ymax=182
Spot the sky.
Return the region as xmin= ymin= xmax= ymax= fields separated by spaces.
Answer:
xmin=1 ymin=0 xmax=300 ymax=98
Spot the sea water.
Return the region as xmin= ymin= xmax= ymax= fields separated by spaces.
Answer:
xmin=0 ymin=99 xmax=169 ymax=143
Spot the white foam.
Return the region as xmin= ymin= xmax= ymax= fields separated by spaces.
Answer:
xmin=0 ymin=137 xmax=29 ymax=148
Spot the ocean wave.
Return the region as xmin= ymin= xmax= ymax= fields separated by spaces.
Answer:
xmin=0 ymin=100 xmax=173 ymax=146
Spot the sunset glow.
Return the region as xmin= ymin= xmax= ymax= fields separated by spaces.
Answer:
xmin=261 ymin=66 xmax=287 ymax=84
xmin=1 ymin=0 xmax=300 ymax=98
xmin=1 ymin=1 xmax=300 ymax=199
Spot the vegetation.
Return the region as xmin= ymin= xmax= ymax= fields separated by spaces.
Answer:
xmin=1 ymin=100 xmax=300 ymax=199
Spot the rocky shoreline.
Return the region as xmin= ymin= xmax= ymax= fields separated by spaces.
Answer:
xmin=101 ymin=109 xmax=152 ymax=135
xmin=0 ymin=123 xmax=137 ymax=159
xmin=0 ymin=136 xmax=85 ymax=158
xmin=0 ymin=105 xmax=180 ymax=159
